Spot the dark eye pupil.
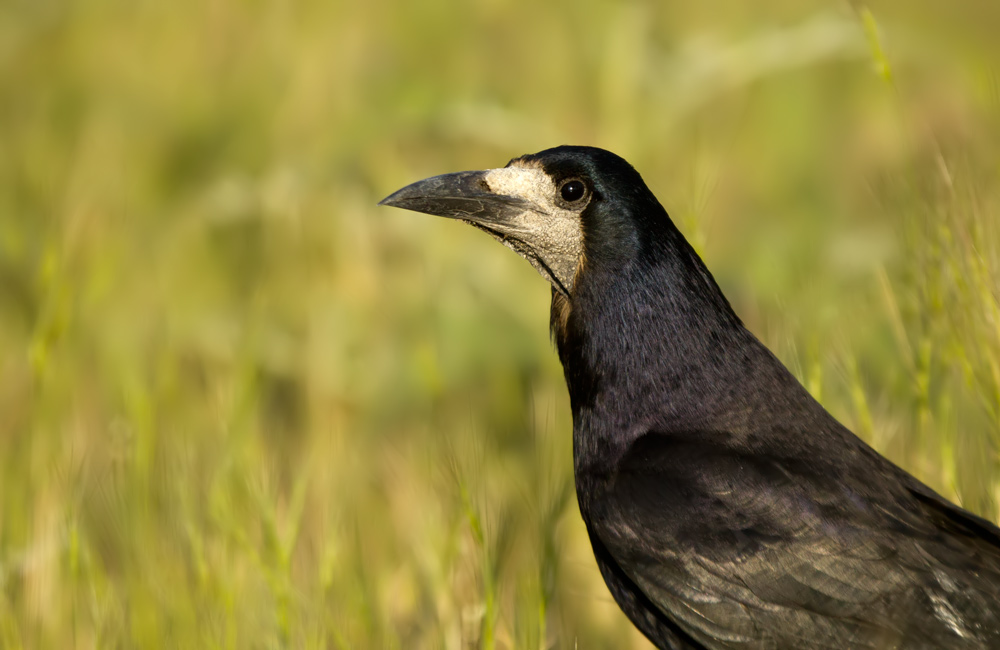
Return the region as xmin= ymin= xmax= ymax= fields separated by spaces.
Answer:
xmin=561 ymin=180 xmax=585 ymax=202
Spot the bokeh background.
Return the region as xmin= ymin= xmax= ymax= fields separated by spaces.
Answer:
xmin=2 ymin=1 xmax=1000 ymax=648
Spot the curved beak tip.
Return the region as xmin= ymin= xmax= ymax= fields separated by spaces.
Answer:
xmin=376 ymin=177 xmax=446 ymax=211
xmin=378 ymin=183 xmax=422 ymax=208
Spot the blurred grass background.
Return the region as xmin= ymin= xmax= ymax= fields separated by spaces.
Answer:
xmin=1 ymin=0 xmax=1000 ymax=648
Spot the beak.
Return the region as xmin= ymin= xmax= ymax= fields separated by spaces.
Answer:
xmin=380 ymin=167 xmax=582 ymax=297
xmin=378 ymin=171 xmax=532 ymax=226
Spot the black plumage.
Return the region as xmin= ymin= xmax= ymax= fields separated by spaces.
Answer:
xmin=380 ymin=146 xmax=1000 ymax=649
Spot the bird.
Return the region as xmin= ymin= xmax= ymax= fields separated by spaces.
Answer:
xmin=379 ymin=146 xmax=1000 ymax=649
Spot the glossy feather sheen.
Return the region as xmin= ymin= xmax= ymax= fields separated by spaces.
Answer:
xmin=383 ymin=145 xmax=1000 ymax=649
xmin=527 ymin=147 xmax=1000 ymax=649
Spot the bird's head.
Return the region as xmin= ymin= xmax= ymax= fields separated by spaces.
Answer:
xmin=379 ymin=146 xmax=661 ymax=298
xmin=382 ymin=147 xmax=744 ymax=427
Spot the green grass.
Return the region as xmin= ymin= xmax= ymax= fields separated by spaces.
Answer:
xmin=1 ymin=1 xmax=999 ymax=648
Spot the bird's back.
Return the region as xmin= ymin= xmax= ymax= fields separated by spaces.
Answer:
xmin=571 ymin=377 xmax=1000 ymax=649
xmin=559 ymin=234 xmax=1000 ymax=649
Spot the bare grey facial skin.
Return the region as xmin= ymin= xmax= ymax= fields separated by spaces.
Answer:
xmin=379 ymin=159 xmax=587 ymax=296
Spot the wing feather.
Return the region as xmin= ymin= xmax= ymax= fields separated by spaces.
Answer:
xmin=583 ymin=432 xmax=1000 ymax=649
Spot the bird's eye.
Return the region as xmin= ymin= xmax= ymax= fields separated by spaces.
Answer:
xmin=560 ymin=180 xmax=586 ymax=203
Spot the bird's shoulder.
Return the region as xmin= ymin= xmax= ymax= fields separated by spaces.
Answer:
xmin=579 ymin=430 xmax=1000 ymax=649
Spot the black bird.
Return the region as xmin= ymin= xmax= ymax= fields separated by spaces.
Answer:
xmin=380 ymin=146 xmax=1000 ymax=649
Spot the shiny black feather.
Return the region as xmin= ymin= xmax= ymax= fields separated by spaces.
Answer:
xmin=529 ymin=146 xmax=1000 ymax=650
